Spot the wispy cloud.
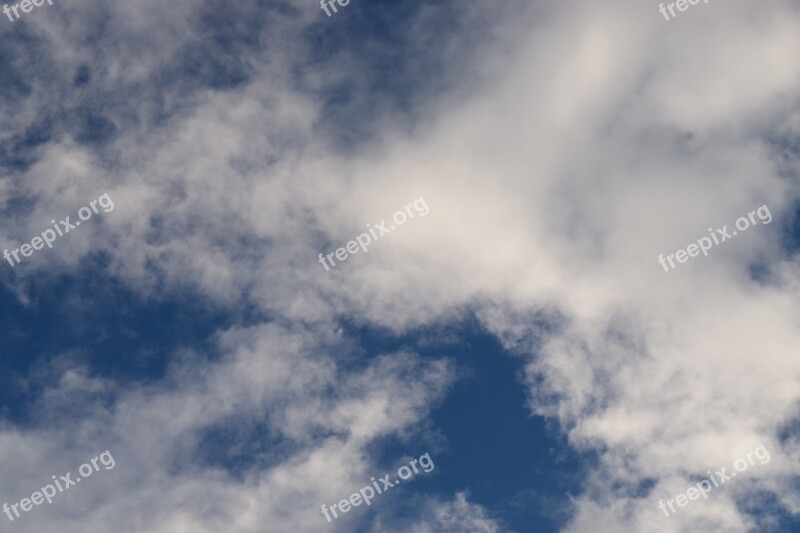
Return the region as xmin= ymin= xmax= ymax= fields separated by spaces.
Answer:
xmin=1 ymin=0 xmax=800 ymax=531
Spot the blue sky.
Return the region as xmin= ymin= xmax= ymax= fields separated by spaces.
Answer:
xmin=1 ymin=1 xmax=800 ymax=532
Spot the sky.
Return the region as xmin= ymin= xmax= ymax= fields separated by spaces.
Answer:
xmin=1 ymin=0 xmax=800 ymax=532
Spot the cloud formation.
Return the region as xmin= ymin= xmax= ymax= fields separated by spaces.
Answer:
xmin=1 ymin=0 xmax=799 ymax=531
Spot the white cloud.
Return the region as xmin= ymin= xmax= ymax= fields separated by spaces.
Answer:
xmin=2 ymin=0 xmax=800 ymax=531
